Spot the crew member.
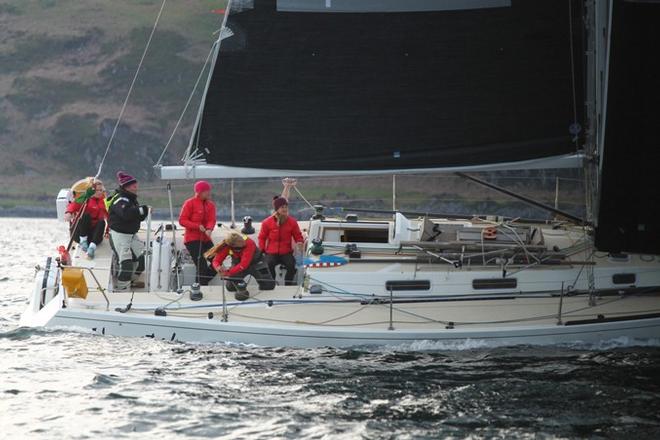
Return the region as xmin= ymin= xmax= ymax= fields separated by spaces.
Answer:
xmin=259 ymin=196 xmax=304 ymax=285
xmin=64 ymin=179 xmax=108 ymax=259
xmin=179 ymin=180 xmax=217 ymax=286
xmin=206 ymin=231 xmax=275 ymax=300
xmin=107 ymin=171 xmax=148 ymax=291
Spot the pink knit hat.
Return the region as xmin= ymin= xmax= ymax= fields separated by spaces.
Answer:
xmin=116 ymin=171 xmax=137 ymax=188
xmin=194 ymin=180 xmax=212 ymax=193
xmin=272 ymin=196 xmax=288 ymax=211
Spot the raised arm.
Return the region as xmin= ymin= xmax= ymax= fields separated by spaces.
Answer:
xmin=280 ymin=177 xmax=297 ymax=200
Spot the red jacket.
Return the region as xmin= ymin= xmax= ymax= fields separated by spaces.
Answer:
xmin=258 ymin=215 xmax=304 ymax=255
xmin=179 ymin=196 xmax=216 ymax=243
xmin=212 ymin=238 xmax=258 ymax=277
xmin=66 ymin=197 xmax=108 ymax=227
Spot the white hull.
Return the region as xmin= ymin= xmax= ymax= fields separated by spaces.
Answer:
xmin=47 ymin=312 xmax=660 ymax=348
xmin=21 ymin=214 xmax=660 ymax=349
xmin=21 ymin=292 xmax=660 ymax=348
xmin=21 ymin=284 xmax=660 ymax=349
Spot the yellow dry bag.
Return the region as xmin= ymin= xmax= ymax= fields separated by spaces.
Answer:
xmin=61 ymin=268 xmax=89 ymax=299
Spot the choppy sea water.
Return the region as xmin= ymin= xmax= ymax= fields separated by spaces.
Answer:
xmin=1 ymin=217 xmax=660 ymax=439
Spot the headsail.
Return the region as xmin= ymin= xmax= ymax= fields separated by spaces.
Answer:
xmin=163 ymin=0 xmax=585 ymax=178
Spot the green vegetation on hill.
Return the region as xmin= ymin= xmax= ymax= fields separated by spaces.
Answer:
xmin=0 ymin=0 xmax=223 ymax=200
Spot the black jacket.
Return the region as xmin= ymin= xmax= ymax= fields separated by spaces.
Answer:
xmin=108 ymin=189 xmax=147 ymax=234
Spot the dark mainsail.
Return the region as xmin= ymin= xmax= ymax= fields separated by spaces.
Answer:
xmin=594 ymin=0 xmax=660 ymax=255
xmin=192 ymin=0 xmax=584 ymax=172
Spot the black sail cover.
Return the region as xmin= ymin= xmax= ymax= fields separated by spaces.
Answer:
xmin=196 ymin=0 xmax=584 ymax=171
xmin=595 ymin=0 xmax=660 ymax=255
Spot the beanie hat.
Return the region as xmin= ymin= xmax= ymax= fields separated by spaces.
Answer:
xmin=194 ymin=180 xmax=212 ymax=194
xmin=272 ymin=196 xmax=288 ymax=211
xmin=116 ymin=171 xmax=137 ymax=188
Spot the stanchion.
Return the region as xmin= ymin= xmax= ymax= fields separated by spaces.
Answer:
xmin=557 ymin=282 xmax=565 ymax=325
xmin=388 ymin=287 xmax=395 ymax=331
xmin=221 ymin=277 xmax=228 ymax=322
xmin=230 ymin=179 xmax=236 ymax=229
xmin=145 ymin=207 xmax=152 ymax=293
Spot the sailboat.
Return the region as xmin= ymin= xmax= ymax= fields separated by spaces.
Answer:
xmin=20 ymin=0 xmax=660 ymax=348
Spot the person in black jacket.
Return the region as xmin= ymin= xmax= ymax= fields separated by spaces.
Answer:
xmin=108 ymin=171 xmax=149 ymax=291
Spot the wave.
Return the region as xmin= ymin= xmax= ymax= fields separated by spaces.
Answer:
xmin=0 ymin=325 xmax=93 ymax=340
xmin=368 ymin=336 xmax=660 ymax=353
xmin=0 ymin=326 xmax=49 ymax=340
xmin=559 ymin=336 xmax=660 ymax=351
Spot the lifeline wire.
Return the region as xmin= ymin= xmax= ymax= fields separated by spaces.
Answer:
xmin=95 ymin=0 xmax=167 ymax=179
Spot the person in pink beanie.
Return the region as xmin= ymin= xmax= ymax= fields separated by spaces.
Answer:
xmin=179 ymin=180 xmax=217 ymax=290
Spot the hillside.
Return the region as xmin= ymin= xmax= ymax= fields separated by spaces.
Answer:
xmin=0 ymin=0 xmax=223 ymax=203
xmin=0 ymin=0 xmax=586 ymax=220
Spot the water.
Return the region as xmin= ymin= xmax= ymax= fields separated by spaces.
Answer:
xmin=2 ymin=217 xmax=660 ymax=439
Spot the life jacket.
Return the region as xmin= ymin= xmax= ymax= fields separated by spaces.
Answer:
xmin=104 ymin=193 xmax=119 ymax=211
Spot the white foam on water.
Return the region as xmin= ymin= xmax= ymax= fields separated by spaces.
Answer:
xmin=375 ymin=338 xmax=501 ymax=352
xmin=48 ymin=324 xmax=96 ymax=335
xmin=560 ymin=336 xmax=660 ymax=351
xmin=368 ymin=336 xmax=660 ymax=353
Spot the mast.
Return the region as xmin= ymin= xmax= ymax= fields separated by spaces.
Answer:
xmin=584 ymin=0 xmax=612 ymax=226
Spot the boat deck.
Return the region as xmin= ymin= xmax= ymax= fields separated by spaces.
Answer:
xmin=67 ymin=232 xmax=660 ymax=333
xmin=50 ymin=220 xmax=660 ymax=347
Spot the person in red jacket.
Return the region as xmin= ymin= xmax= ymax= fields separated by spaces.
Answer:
xmin=179 ymin=180 xmax=217 ymax=286
xmin=205 ymin=232 xmax=275 ymax=300
xmin=258 ymin=196 xmax=304 ymax=285
xmin=64 ymin=179 xmax=108 ymax=259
